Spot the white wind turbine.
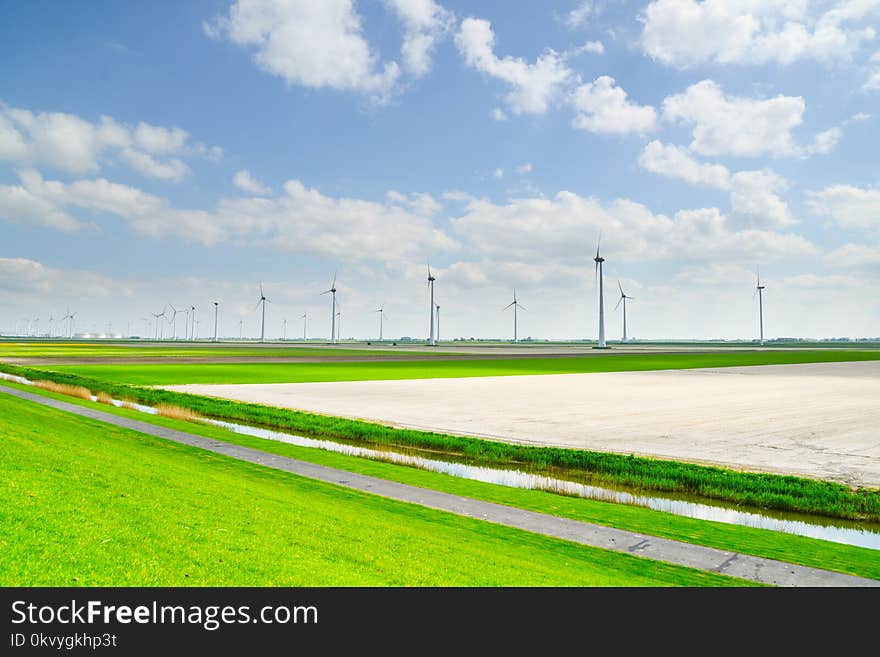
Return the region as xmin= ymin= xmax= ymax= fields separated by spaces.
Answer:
xmin=212 ymin=301 xmax=219 ymax=342
xmin=594 ymin=236 xmax=607 ymax=348
xmin=503 ymin=289 xmax=526 ymax=342
xmin=301 ymin=312 xmax=308 ymax=341
xmin=150 ymin=306 xmax=166 ymax=340
xmin=281 ymin=317 xmax=287 ymax=340
xmin=168 ymin=305 xmax=181 ymax=340
xmin=375 ymin=305 xmax=385 ymax=341
xmin=614 ymin=280 xmax=634 ymax=342
xmin=321 ymin=272 xmax=338 ymax=344
xmin=255 ymin=284 xmax=270 ymax=343
xmin=427 ymin=265 xmax=436 ymax=346
xmin=435 ymin=302 xmax=440 ymax=343
xmin=754 ymin=269 xmax=766 ymax=346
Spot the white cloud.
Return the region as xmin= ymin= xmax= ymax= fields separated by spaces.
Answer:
xmin=0 ymin=103 xmax=216 ymax=181
xmin=450 ymin=191 xmax=814 ymax=264
xmin=0 ymin=178 xmax=81 ymax=231
xmin=233 ymin=169 xmax=272 ymax=195
xmin=808 ymin=184 xmax=880 ymax=228
xmin=571 ymin=76 xmax=657 ymax=134
xmin=455 ymin=17 xmax=575 ymax=115
xmin=385 ymin=0 xmax=454 ymax=77
xmin=205 ymin=0 xmax=400 ymax=101
xmin=493 ymin=168 xmax=504 ymax=179
xmin=728 ymin=170 xmax=795 ymax=228
xmin=638 ymin=141 xmax=795 ymax=228
xmin=662 ymin=80 xmax=836 ymax=158
xmin=640 ymin=0 xmax=878 ymax=67
xmin=0 ymin=257 xmax=133 ymax=301
xmin=639 ymin=140 xmax=731 ymax=188
xmin=865 ymin=69 xmax=880 ymax=90
xmin=566 ymin=1 xmax=595 ymax=28
xmin=515 ymin=163 xmax=533 ymax=174
xmin=489 ymin=107 xmax=508 ymax=121
xmin=825 ymin=243 xmax=880 ymax=268
xmin=573 ymin=40 xmax=605 ymax=55
xmin=119 ymin=149 xmax=191 ymax=182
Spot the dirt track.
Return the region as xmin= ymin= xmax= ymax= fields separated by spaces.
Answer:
xmin=167 ymin=360 xmax=880 ymax=488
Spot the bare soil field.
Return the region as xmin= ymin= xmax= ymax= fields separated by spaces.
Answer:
xmin=166 ymin=360 xmax=880 ymax=488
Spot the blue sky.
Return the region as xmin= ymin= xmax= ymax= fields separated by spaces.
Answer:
xmin=1 ymin=0 xmax=878 ymax=340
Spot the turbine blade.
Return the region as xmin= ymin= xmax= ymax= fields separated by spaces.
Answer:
xmin=503 ymin=302 xmax=514 ymax=310
xmin=614 ymin=297 xmax=622 ymax=311
xmin=518 ymin=304 xmax=526 ymax=311
xmin=618 ymin=279 xmax=624 ymax=296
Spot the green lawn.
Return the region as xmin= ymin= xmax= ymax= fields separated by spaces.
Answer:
xmin=0 ymin=392 xmax=748 ymax=586
xmin=4 ymin=381 xmax=879 ymax=581
xmin=38 ymin=350 xmax=880 ymax=385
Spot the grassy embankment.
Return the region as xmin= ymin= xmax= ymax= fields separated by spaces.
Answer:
xmin=2 ymin=360 xmax=879 ymax=526
xmin=33 ymin=349 xmax=880 ymax=384
xmin=3 ymin=379 xmax=879 ymax=580
xmin=0 ymin=392 xmax=749 ymax=587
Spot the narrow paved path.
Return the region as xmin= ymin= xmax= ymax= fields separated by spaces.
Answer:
xmin=3 ymin=385 xmax=877 ymax=587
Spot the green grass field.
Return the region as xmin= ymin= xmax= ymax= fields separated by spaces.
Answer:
xmin=0 ymin=392 xmax=748 ymax=586
xmin=36 ymin=349 xmax=880 ymax=385
xmin=4 ymin=379 xmax=878 ymax=580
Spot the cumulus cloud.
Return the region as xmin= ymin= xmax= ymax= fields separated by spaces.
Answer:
xmin=808 ymin=184 xmax=880 ymax=228
xmin=449 ymin=190 xmax=814 ymax=264
xmin=638 ymin=141 xmax=795 ymax=228
xmin=0 ymin=256 xmax=133 ymax=299
xmin=566 ymin=1 xmax=595 ymax=29
xmin=639 ymin=140 xmax=731 ymax=188
xmin=571 ymin=76 xmax=657 ymax=135
xmin=662 ymin=80 xmax=838 ymax=158
xmin=455 ymin=17 xmax=575 ymax=114
xmin=640 ymin=0 xmax=878 ymax=67
xmin=385 ymin=0 xmax=454 ymax=77
xmin=0 ymin=103 xmax=217 ymax=181
xmin=205 ymin=0 xmax=401 ymax=101
xmin=825 ymin=243 xmax=880 ymax=268
xmin=233 ymin=169 xmax=272 ymax=195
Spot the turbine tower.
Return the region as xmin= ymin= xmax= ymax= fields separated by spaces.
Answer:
xmin=301 ymin=312 xmax=308 ymax=340
xmin=594 ymin=237 xmax=606 ymax=348
xmin=212 ymin=301 xmax=219 ymax=342
xmin=435 ymin=303 xmax=440 ymax=343
xmin=427 ymin=265 xmax=436 ymax=346
xmin=255 ymin=284 xmax=269 ymax=343
xmin=189 ymin=305 xmax=196 ymax=341
xmin=614 ymin=280 xmax=634 ymax=342
xmin=321 ymin=273 xmax=338 ymax=344
xmin=375 ymin=305 xmax=385 ymax=341
xmin=281 ymin=318 xmax=287 ymax=340
xmin=755 ymin=270 xmax=766 ymax=346
xmin=503 ymin=289 xmax=526 ymax=342
xmin=168 ymin=305 xmax=180 ymax=339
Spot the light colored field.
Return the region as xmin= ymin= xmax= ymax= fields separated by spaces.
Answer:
xmin=166 ymin=361 xmax=880 ymax=488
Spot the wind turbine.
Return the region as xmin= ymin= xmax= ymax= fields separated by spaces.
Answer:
xmin=189 ymin=305 xmax=196 ymax=341
xmin=614 ymin=280 xmax=634 ymax=342
xmin=238 ymin=318 xmax=244 ymax=341
xmin=435 ymin=303 xmax=440 ymax=343
xmin=754 ymin=270 xmax=766 ymax=346
xmin=594 ymin=236 xmax=606 ymax=348
xmin=281 ymin=318 xmax=287 ymax=340
xmin=168 ymin=305 xmax=180 ymax=339
xmin=321 ymin=272 xmax=338 ymax=344
xmin=301 ymin=312 xmax=308 ymax=340
xmin=375 ymin=305 xmax=385 ymax=341
xmin=254 ymin=284 xmax=270 ymax=343
xmin=212 ymin=301 xmax=219 ymax=342
xmin=503 ymin=289 xmax=526 ymax=342
xmin=67 ymin=311 xmax=76 ymax=338
xmin=427 ymin=265 xmax=436 ymax=346
xmin=47 ymin=313 xmax=54 ymax=338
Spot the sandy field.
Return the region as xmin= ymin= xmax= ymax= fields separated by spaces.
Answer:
xmin=166 ymin=361 xmax=880 ymax=488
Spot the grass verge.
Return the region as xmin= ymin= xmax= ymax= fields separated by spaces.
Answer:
xmin=0 ymin=391 xmax=748 ymax=586
xmin=3 ymin=379 xmax=879 ymax=580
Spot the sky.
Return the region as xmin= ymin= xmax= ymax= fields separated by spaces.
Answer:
xmin=1 ymin=0 xmax=878 ymax=341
